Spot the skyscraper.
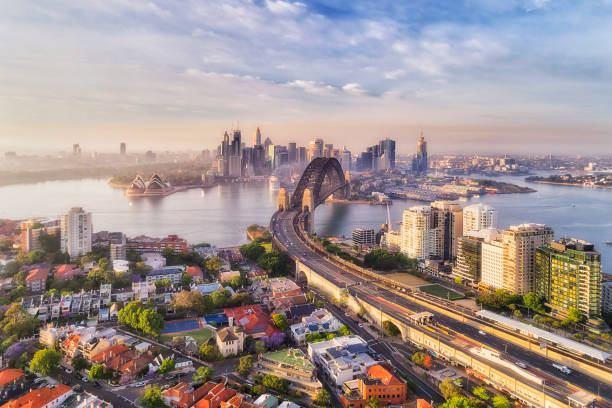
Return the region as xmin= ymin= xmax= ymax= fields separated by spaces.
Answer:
xmin=454 ymin=229 xmax=501 ymax=284
xmin=308 ymin=138 xmax=324 ymax=161
xmin=502 ymin=223 xmax=554 ymax=294
xmin=430 ymin=201 xmax=463 ymax=261
xmin=288 ymin=143 xmax=297 ymax=163
xmin=60 ymin=207 xmax=92 ymax=259
xmin=401 ymin=206 xmax=437 ymax=260
xmin=231 ymin=130 xmax=242 ymax=157
xmin=120 ymin=142 xmax=126 ymax=155
xmin=340 ymin=148 xmax=351 ymax=170
xmin=72 ymin=144 xmax=81 ymax=156
xmin=323 ymin=144 xmax=333 ymax=158
xmin=253 ymin=127 xmax=261 ymax=146
xmin=536 ymin=238 xmax=601 ymax=318
xmin=462 ymin=204 xmax=497 ymax=235
xmin=297 ymin=146 xmax=307 ymax=163
xmin=378 ymin=139 xmax=396 ymax=169
xmin=411 ymin=133 xmax=427 ymax=174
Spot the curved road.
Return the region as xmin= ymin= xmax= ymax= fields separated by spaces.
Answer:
xmin=271 ymin=210 xmax=612 ymax=403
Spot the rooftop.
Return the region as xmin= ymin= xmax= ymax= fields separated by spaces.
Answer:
xmin=261 ymin=348 xmax=314 ymax=371
xmin=0 ymin=384 xmax=72 ymax=408
xmin=0 ymin=369 xmax=23 ymax=388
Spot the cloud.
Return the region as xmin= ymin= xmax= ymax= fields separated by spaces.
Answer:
xmin=265 ymin=0 xmax=306 ymax=16
xmin=286 ymin=80 xmax=336 ymax=95
xmin=342 ymin=83 xmax=368 ymax=95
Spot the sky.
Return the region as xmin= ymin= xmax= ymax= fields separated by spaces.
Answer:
xmin=2 ymin=0 xmax=612 ymax=155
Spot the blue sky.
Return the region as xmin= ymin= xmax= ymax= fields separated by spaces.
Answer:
xmin=1 ymin=0 xmax=612 ymax=154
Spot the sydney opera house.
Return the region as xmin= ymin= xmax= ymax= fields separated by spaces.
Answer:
xmin=126 ymin=174 xmax=173 ymax=197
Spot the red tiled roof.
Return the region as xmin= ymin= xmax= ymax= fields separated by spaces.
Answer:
xmin=0 ymin=384 xmax=71 ymax=408
xmin=0 ymin=369 xmax=23 ymax=388
xmin=366 ymin=365 xmax=403 ymax=386
xmin=54 ymin=264 xmax=82 ymax=280
xmin=25 ymin=268 xmax=49 ymax=282
xmin=193 ymin=383 xmax=238 ymax=408
xmin=186 ymin=266 xmax=203 ymax=278
xmin=223 ymin=305 xmax=280 ymax=337
xmin=91 ymin=344 xmax=129 ymax=364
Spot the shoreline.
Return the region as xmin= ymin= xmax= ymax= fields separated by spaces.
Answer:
xmin=527 ymin=179 xmax=612 ymax=189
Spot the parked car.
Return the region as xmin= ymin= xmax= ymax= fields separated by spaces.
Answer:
xmin=82 ymin=377 xmax=89 ymax=383
xmin=515 ymin=362 xmax=527 ymax=369
xmin=65 ymin=368 xmax=73 ymax=374
xmin=72 ymin=384 xmax=83 ymax=393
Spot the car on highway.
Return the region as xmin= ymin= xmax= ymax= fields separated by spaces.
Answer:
xmin=478 ymin=330 xmax=486 ymax=336
xmin=553 ymin=363 xmax=572 ymax=374
xmin=515 ymin=362 xmax=527 ymax=369
xmin=358 ymin=323 xmax=363 ymax=328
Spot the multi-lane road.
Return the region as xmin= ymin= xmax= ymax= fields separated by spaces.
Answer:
xmin=271 ymin=210 xmax=612 ymax=403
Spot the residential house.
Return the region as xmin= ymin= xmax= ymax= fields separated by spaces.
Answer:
xmin=186 ymin=266 xmax=203 ymax=282
xmin=91 ymin=344 xmax=130 ymax=365
xmin=146 ymin=267 xmax=184 ymax=285
xmin=0 ymin=384 xmax=72 ymax=408
xmin=25 ymin=267 xmax=50 ymax=293
xmin=216 ymin=326 xmax=244 ymax=358
xmin=219 ymin=393 xmax=258 ymax=408
xmin=340 ymin=364 xmax=408 ymax=408
xmin=290 ymin=309 xmax=343 ymax=345
xmin=192 ymin=382 xmax=237 ymax=408
xmin=70 ymin=392 xmax=113 ymax=408
xmin=253 ymin=394 xmax=278 ymax=408
xmin=162 ymin=382 xmax=212 ymax=408
xmin=0 ymin=369 xmax=25 ymax=394
xmin=54 ymin=264 xmax=83 ymax=281
xmin=224 ymin=305 xmax=281 ymax=340
xmin=256 ymin=349 xmax=322 ymax=398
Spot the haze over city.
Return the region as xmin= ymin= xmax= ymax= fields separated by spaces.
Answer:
xmin=2 ymin=1 xmax=612 ymax=154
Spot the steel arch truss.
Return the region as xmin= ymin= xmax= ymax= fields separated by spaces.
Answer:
xmin=290 ymin=157 xmax=347 ymax=209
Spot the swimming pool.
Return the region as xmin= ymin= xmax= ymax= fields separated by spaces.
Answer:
xmin=162 ymin=318 xmax=202 ymax=334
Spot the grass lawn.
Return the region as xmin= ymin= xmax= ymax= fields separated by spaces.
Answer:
xmin=159 ymin=327 xmax=214 ymax=345
xmin=418 ymin=284 xmax=464 ymax=300
xmin=386 ymin=272 xmax=430 ymax=288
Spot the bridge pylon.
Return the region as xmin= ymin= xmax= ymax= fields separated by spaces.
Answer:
xmin=277 ymin=187 xmax=289 ymax=211
xmin=302 ymin=188 xmax=315 ymax=234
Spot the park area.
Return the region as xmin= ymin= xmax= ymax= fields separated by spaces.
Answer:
xmin=418 ymin=284 xmax=464 ymax=300
xmin=159 ymin=318 xmax=214 ymax=345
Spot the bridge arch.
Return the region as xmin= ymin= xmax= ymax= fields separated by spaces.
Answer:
xmin=290 ymin=157 xmax=347 ymax=209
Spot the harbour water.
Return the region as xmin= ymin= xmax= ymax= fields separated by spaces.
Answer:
xmin=1 ymin=174 xmax=611 ymax=271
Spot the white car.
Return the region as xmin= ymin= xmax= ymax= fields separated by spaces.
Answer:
xmin=65 ymin=368 xmax=73 ymax=374
xmin=478 ymin=330 xmax=486 ymax=336
xmin=82 ymin=377 xmax=89 ymax=383
xmin=358 ymin=323 xmax=364 ymax=328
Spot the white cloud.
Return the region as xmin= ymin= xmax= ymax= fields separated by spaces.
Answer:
xmin=342 ymin=83 xmax=368 ymax=95
xmin=286 ymin=80 xmax=336 ymax=95
xmin=265 ymin=0 xmax=306 ymax=16
xmin=384 ymin=69 xmax=406 ymax=80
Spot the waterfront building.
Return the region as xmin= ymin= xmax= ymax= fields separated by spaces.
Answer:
xmin=431 ymin=201 xmax=463 ymax=261
xmin=356 ymin=151 xmax=373 ymax=171
xmin=454 ymin=229 xmax=501 ymax=285
xmin=462 ymin=203 xmax=497 ymax=235
xmin=401 ymin=206 xmax=438 ymax=260
xmin=60 ymin=207 xmax=92 ymax=259
xmin=480 ymin=237 xmax=505 ymax=291
xmin=602 ymin=281 xmax=612 ymax=314
xmin=257 ymin=348 xmax=322 ymax=398
xmin=308 ymin=335 xmax=379 ymax=388
xmin=352 ymin=228 xmax=375 ymax=247
xmin=229 ymin=155 xmax=242 ymax=177
xmin=412 ymin=133 xmax=427 ymax=174
xmin=502 ymin=224 xmax=554 ymax=294
xmin=126 ymin=234 xmax=188 ymax=254
xmin=20 ymin=218 xmax=60 ymax=253
xmin=340 ymin=364 xmax=408 ymax=408
xmin=536 ymin=238 xmax=602 ymax=319
xmin=308 ymin=138 xmax=324 ymax=161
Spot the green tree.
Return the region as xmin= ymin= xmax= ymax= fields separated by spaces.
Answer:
xmin=454 ymin=276 xmax=464 ymax=284
xmin=337 ymin=325 xmax=351 ymax=336
xmin=30 ymin=348 xmax=61 ymax=376
xmin=211 ymin=289 xmax=230 ymax=309
xmin=314 ymin=389 xmax=331 ymax=407
xmin=199 ymin=344 xmax=217 ymax=362
xmin=412 ymin=352 xmax=425 ymax=366
xmin=523 ymin=292 xmax=543 ymax=314
xmin=439 ymin=378 xmax=463 ymax=400
xmin=492 ymin=396 xmax=511 ymax=408
xmin=239 ymin=242 xmax=266 ymax=261
xmin=237 ymin=355 xmax=253 ymax=377
xmin=472 ymin=386 xmax=489 ymax=401
xmin=261 ymin=374 xmax=288 ymax=393
xmin=72 ymin=356 xmax=89 ymax=371
xmin=382 ymin=321 xmax=400 ymax=337
xmin=138 ymin=308 xmax=165 ymax=337
xmin=158 ymin=358 xmax=175 ymax=374
xmin=272 ymin=313 xmax=289 ymax=331
xmin=205 ymin=257 xmax=222 ymax=275
xmin=0 ymin=304 xmax=40 ymax=338
xmin=89 ymin=364 xmax=107 ymax=379
xmin=38 ymin=233 xmax=60 ymax=254
xmin=181 ymin=273 xmax=193 ymax=287
xmin=256 ymin=251 xmax=290 ymax=277
xmin=566 ymin=307 xmax=583 ymax=325
xmin=254 ymin=341 xmax=266 ymax=353
xmin=440 ymin=396 xmax=482 ymax=408
xmin=193 ymin=366 xmax=214 ymax=384
xmin=315 ymin=300 xmax=324 ymax=308
xmin=174 ymin=290 xmax=207 ymax=316
xmin=140 ymin=387 xmax=168 ymax=408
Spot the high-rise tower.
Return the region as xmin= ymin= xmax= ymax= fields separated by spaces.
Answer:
xmin=412 ymin=133 xmax=428 ymax=174
xmin=253 ymin=127 xmax=261 ymax=146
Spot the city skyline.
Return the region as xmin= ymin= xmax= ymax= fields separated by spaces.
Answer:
xmin=2 ymin=1 xmax=612 ymax=154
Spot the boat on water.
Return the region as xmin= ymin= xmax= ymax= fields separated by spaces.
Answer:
xmin=605 ymin=241 xmax=612 ymax=246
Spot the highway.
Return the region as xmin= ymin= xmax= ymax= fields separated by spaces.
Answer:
xmin=271 ymin=210 xmax=612 ymax=403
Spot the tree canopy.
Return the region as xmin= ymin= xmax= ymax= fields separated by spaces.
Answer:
xmin=31 ymin=348 xmax=61 ymax=376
